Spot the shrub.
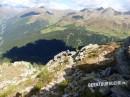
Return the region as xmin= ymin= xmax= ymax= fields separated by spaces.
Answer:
xmin=58 ymin=80 xmax=69 ymax=92
xmin=35 ymin=67 xmax=54 ymax=90
xmin=0 ymin=85 xmax=16 ymax=97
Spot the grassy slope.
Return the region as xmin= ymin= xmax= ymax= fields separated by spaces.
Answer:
xmin=56 ymin=13 xmax=130 ymax=39
xmin=41 ymin=24 xmax=119 ymax=48
xmin=0 ymin=14 xmax=125 ymax=57
xmin=1 ymin=23 xmax=120 ymax=56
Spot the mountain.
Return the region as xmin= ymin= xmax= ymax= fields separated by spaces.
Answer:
xmin=26 ymin=40 xmax=130 ymax=97
xmin=0 ymin=7 xmax=130 ymax=57
xmin=101 ymin=7 xmax=120 ymax=15
xmin=0 ymin=7 xmax=69 ymax=54
xmin=124 ymin=11 xmax=130 ymax=15
xmin=96 ymin=7 xmax=104 ymax=11
xmin=54 ymin=7 xmax=130 ymax=40
xmin=0 ymin=6 xmax=25 ymax=18
xmin=20 ymin=11 xmax=40 ymax=18
xmin=1 ymin=6 xmax=130 ymax=97
xmin=1 ymin=39 xmax=130 ymax=97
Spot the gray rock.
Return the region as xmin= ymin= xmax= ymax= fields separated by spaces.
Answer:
xmin=99 ymin=87 xmax=111 ymax=95
xmin=116 ymin=48 xmax=130 ymax=74
xmin=101 ymin=67 xmax=112 ymax=77
xmin=111 ymin=87 xmax=130 ymax=97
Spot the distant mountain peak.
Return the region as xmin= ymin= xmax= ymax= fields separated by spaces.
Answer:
xmin=124 ymin=11 xmax=130 ymax=15
xmin=101 ymin=7 xmax=122 ymax=15
xmin=101 ymin=7 xmax=116 ymax=15
xmin=20 ymin=11 xmax=40 ymax=18
xmin=39 ymin=6 xmax=45 ymax=8
xmin=80 ymin=8 xmax=89 ymax=12
xmin=0 ymin=4 xmax=2 ymax=7
xmin=80 ymin=7 xmax=108 ymax=12
xmin=96 ymin=7 xmax=104 ymax=11
xmin=46 ymin=11 xmax=53 ymax=15
xmin=104 ymin=7 xmax=115 ymax=11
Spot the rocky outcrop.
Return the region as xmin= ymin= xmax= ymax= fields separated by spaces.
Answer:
xmin=75 ymin=43 xmax=119 ymax=70
xmin=47 ymin=50 xmax=76 ymax=71
xmin=3 ymin=42 xmax=130 ymax=97
xmin=47 ymin=43 xmax=119 ymax=71
xmin=38 ymin=42 xmax=130 ymax=97
xmin=27 ymin=42 xmax=130 ymax=97
xmin=0 ymin=61 xmax=36 ymax=90
xmin=126 ymin=46 xmax=130 ymax=62
xmin=116 ymin=47 xmax=130 ymax=74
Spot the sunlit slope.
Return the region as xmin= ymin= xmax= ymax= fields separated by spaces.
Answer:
xmin=1 ymin=7 xmax=130 ymax=54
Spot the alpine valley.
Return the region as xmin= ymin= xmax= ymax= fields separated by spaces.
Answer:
xmin=0 ymin=5 xmax=130 ymax=97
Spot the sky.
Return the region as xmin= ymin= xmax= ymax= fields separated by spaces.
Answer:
xmin=0 ymin=0 xmax=130 ymax=11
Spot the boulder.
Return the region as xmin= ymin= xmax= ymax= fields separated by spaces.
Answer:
xmin=75 ymin=43 xmax=119 ymax=70
xmin=47 ymin=50 xmax=76 ymax=70
xmin=111 ymin=87 xmax=130 ymax=97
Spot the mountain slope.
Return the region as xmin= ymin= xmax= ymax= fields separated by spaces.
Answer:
xmin=0 ymin=7 xmax=68 ymax=54
xmin=8 ymin=40 xmax=129 ymax=97
xmin=1 ymin=7 xmax=130 ymax=56
xmin=56 ymin=8 xmax=130 ymax=38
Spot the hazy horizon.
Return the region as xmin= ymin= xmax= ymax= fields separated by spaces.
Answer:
xmin=0 ymin=0 xmax=130 ymax=11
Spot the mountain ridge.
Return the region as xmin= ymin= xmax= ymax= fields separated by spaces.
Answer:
xmin=0 ymin=6 xmax=130 ymax=61
xmin=1 ymin=39 xmax=129 ymax=97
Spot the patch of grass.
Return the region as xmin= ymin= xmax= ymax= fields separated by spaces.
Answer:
xmin=33 ymin=61 xmax=68 ymax=95
xmin=86 ymin=26 xmax=130 ymax=39
xmin=0 ymin=57 xmax=11 ymax=64
xmin=41 ymin=26 xmax=66 ymax=34
xmin=0 ymin=77 xmax=37 ymax=97
xmin=87 ymin=50 xmax=99 ymax=58
xmin=0 ymin=85 xmax=16 ymax=97
xmin=80 ymin=87 xmax=105 ymax=97
xmin=58 ymin=80 xmax=69 ymax=93
xmin=35 ymin=67 xmax=54 ymax=90
xmin=41 ymin=24 xmax=119 ymax=49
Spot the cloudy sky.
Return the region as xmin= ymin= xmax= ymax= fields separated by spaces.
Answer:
xmin=0 ymin=0 xmax=130 ymax=11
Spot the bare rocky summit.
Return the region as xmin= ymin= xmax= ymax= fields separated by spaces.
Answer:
xmin=22 ymin=42 xmax=130 ymax=97
xmin=31 ymin=42 xmax=129 ymax=97
xmin=1 ymin=41 xmax=130 ymax=97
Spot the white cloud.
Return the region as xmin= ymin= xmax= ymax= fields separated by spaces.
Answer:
xmin=0 ymin=0 xmax=70 ymax=10
xmin=0 ymin=0 xmax=35 ymax=7
xmin=33 ymin=0 xmax=71 ymax=10
xmin=73 ymin=0 xmax=103 ymax=6
xmin=72 ymin=0 xmax=130 ymax=11
xmin=0 ymin=0 xmax=130 ymax=11
xmin=49 ymin=2 xmax=70 ymax=10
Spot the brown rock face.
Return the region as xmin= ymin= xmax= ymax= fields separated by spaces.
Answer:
xmin=75 ymin=43 xmax=119 ymax=70
xmin=46 ymin=43 xmax=119 ymax=71
xmin=127 ymin=46 xmax=130 ymax=58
